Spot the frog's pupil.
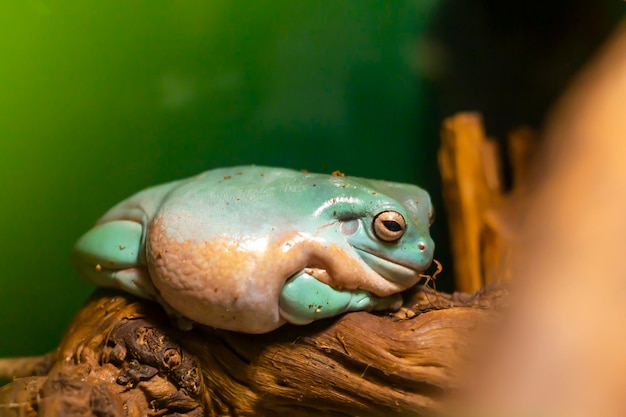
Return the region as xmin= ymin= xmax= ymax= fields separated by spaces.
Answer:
xmin=383 ymin=220 xmax=401 ymax=232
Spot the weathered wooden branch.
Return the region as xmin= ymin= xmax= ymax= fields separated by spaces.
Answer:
xmin=0 ymin=108 xmax=531 ymax=416
xmin=438 ymin=115 xmax=537 ymax=292
xmin=0 ymin=285 xmax=507 ymax=417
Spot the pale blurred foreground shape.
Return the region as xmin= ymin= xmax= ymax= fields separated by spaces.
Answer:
xmin=454 ymin=20 xmax=626 ymax=417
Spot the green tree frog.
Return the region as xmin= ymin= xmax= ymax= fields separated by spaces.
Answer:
xmin=73 ymin=166 xmax=435 ymax=333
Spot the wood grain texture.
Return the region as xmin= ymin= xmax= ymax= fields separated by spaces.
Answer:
xmin=438 ymin=114 xmax=537 ymax=292
xmin=0 ymin=285 xmax=507 ymax=417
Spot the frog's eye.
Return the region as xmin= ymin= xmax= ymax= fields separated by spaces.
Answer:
xmin=372 ymin=210 xmax=406 ymax=242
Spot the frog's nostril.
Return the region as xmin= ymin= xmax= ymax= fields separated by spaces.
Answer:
xmin=418 ymin=242 xmax=426 ymax=251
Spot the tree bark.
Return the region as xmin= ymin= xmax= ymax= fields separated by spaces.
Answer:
xmin=0 ymin=285 xmax=507 ymax=417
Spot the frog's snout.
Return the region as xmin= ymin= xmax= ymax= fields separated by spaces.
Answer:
xmin=415 ymin=237 xmax=435 ymax=271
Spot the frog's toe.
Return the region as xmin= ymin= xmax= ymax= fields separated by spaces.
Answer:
xmin=370 ymin=293 xmax=404 ymax=311
xmin=347 ymin=292 xmax=375 ymax=309
xmin=346 ymin=291 xmax=402 ymax=312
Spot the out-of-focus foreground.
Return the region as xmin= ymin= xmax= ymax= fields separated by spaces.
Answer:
xmin=455 ymin=20 xmax=626 ymax=417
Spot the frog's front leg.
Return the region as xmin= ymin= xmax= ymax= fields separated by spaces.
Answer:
xmin=72 ymin=219 xmax=157 ymax=300
xmin=278 ymin=270 xmax=403 ymax=325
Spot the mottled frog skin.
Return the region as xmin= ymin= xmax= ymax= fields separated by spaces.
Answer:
xmin=73 ymin=166 xmax=435 ymax=333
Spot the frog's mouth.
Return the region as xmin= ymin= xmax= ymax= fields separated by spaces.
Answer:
xmin=353 ymin=248 xmax=422 ymax=287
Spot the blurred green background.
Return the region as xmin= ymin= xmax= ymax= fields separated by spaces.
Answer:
xmin=0 ymin=1 xmax=622 ymax=357
xmin=0 ymin=1 xmax=442 ymax=357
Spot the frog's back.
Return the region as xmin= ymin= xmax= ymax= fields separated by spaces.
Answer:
xmin=154 ymin=166 xmax=339 ymax=242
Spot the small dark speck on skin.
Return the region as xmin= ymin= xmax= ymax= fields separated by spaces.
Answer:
xmin=333 ymin=210 xmax=337 ymax=216
xmin=236 ymin=171 xmax=243 ymax=175
xmin=119 ymin=245 xmax=126 ymax=250
xmin=260 ymin=173 xmax=265 ymax=177
xmin=236 ymin=198 xmax=241 ymax=201
xmin=214 ymin=288 xmax=218 ymax=292
xmin=341 ymin=185 xmax=346 ymax=188
xmin=312 ymin=183 xmax=317 ymax=187
xmin=415 ymin=200 xmax=420 ymax=204
xmin=371 ymin=192 xmax=377 ymax=195
xmin=224 ymin=175 xmax=231 ymax=180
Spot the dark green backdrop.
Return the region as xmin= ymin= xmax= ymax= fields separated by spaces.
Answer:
xmin=0 ymin=2 xmax=442 ymax=356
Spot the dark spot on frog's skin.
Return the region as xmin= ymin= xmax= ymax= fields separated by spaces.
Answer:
xmin=236 ymin=198 xmax=241 ymax=201
xmin=260 ymin=173 xmax=265 ymax=177
xmin=333 ymin=210 xmax=337 ymax=216
xmin=371 ymin=192 xmax=377 ymax=195
xmin=312 ymin=183 xmax=317 ymax=187
xmin=224 ymin=175 xmax=231 ymax=180
xmin=214 ymin=288 xmax=218 ymax=293
xmin=119 ymin=245 xmax=125 ymax=250
xmin=315 ymin=306 xmax=322 ymax=313
xmin=236 ymin=171 xmax=243 ymax=175
xmin=300 ymin=169 xmax=309 ymax=173
xmin=415 ymin=200 xmax=420 ymax=204
xmin=341 ymin=185 xmax=346 ymax=188
xmin=418 ymin=242 xmax=426 ymax=251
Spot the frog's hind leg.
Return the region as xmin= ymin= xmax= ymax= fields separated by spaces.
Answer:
xmin=72 ymin=220 xmax=157 ymax=300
